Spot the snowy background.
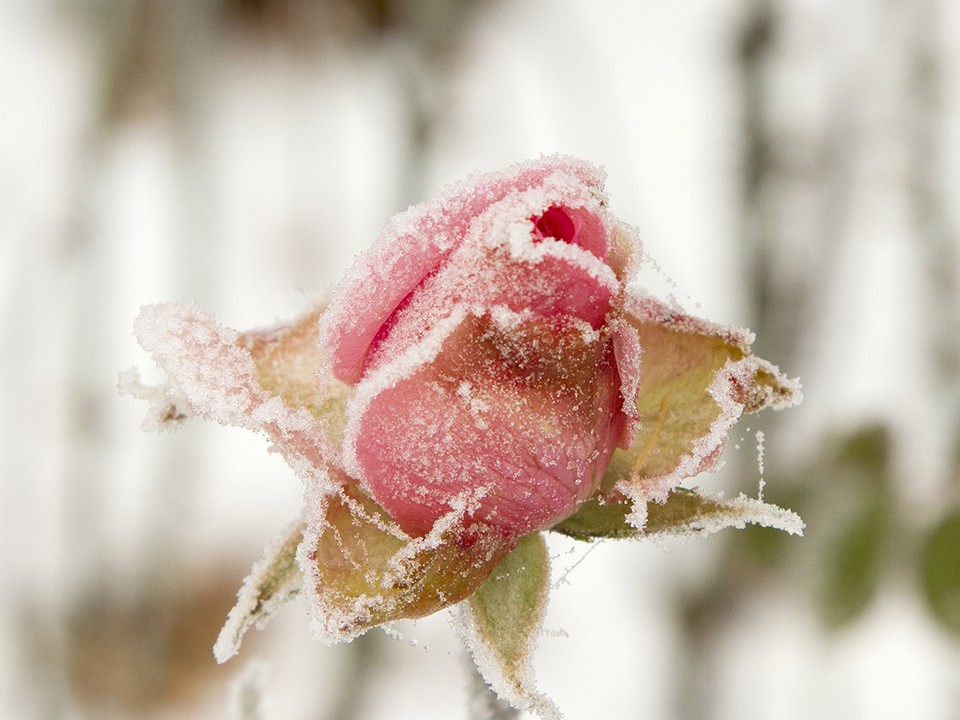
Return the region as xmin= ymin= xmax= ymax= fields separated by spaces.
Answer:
xmin=2 ymin=1 xmax=959 ymax=718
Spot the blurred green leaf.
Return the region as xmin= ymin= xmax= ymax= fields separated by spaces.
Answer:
xmin=833 ymin=424 xmax=892 ymax=478
xmin=818 ymin=498 xmax=889 ymax=630
xmin=921 ymin=510 xmax=960 ymax=635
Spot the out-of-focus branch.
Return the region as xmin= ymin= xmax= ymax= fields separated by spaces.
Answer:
xmin=904 ymin=0 xmax=960 ymax=403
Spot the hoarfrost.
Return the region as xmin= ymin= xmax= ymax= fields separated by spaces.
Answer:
xmin=126 ymin=303 xmax=329 ymax=485
xmin=642 ymin=489 xmax=804 ymax=541
xmin=456 ymin=534 xmax=560 ymax=720
xmin=215 ymin=520 xmax=305 ymax=664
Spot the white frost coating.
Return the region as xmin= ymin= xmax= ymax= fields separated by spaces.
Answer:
xmin=117 ymin=366 xmax=194 ymax=430
xmin=624 ymin=496 xmax=649 ymax=536
xmin=340 ymin=305 xmax=470 ymax=480
xmin=509 ymin=236 xmax=619 ymax=290
xmin=648 ymin=492 xmax=804 ymax=540
xmin=620 ymin=355 xmax=797 ymax=518
xmin=455 ymin=601 xmax=561 ymax=720
xmin=297 ymin=485 xmax=490 ymax=645
xmin=215 ymin=519 xmax=305 ymax=664
xmin=128 ymin=303 xmax=328 ymax=483
xmin=133 ymin=303 xmax=259 ymax=428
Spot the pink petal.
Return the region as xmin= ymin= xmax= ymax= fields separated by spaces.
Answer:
xmin=344 ymin=309 xmax=626 ymax=537
xmin=533 ymin=206 xmax=577 ymax=243
xmin=320 ymin=156 xmax=607 ymax=384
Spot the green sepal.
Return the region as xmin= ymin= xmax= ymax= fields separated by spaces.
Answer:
xmin=553 ymin=487 xmax=803 ymax=541
xmin=305 ymin=484 xmax=514 ymax=642
xmin=214 ymin=520 xmax=305 ymax=663
xmin=462 ymin=533 xmax=559 ymax=719
xmin=602 ymin=298 xmax=800 ymax=503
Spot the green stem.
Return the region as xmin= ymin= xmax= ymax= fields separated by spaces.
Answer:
xmin=465 ymin=652 xmax=519 ymax=720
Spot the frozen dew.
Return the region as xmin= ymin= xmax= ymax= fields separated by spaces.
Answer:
xmin=756 ymin=429 xmax=766 ymax=500
xmin=215 ymin=520 xmax=305 ymax=664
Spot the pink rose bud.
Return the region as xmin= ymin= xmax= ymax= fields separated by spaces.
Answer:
xmin=320 ymin=158 xmax=641 ymax=538
xmin=126 ymin=155 xmax=802 ymax=686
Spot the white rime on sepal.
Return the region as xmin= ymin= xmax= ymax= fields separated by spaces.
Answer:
xmin=214 ymin=520 xmax=306 ymax=664
xmin=642 ymin=490 xmax=804 ymax=540
xmin=117 ymin=366 xmax=194 ymax=431
xmin=457 ymin=533 xmax=560 ymax=720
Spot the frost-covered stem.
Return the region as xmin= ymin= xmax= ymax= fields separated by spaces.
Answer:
xmin=465 ymin=653 xmax=520 ymax=720
xmin=326 ymin=632 xmax=383 ymax=720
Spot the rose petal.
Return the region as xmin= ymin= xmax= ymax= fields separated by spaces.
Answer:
xmin=343 ymin=308 xmax=626 ymax=537
xmin=320 ymin=156 xmax=608 ymax=384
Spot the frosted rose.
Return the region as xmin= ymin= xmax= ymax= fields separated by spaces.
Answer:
xmin=124 ymin=155 xmax=803 ymax=718
xmin=320 ymin=159 xmax=640 ymax=538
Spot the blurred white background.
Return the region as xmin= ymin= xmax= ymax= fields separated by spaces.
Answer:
xmin=2 ymin=1 xmax=959 ymax=718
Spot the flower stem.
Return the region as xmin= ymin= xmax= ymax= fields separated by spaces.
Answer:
xmin=464 ymin=653 xmax=519 ymax=720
